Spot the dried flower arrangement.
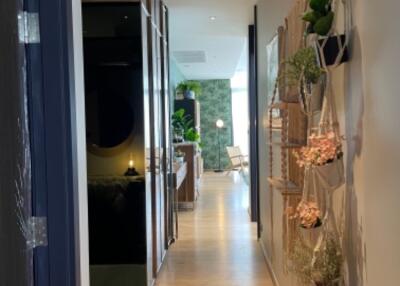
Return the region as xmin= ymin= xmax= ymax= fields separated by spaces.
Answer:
xmin=294 ymin=131 xmax=342 ymax=168
xmin=289 ymin=201 xmax=322 ymax=229
xmin=289 ymin=232 xmax=343 ymax=286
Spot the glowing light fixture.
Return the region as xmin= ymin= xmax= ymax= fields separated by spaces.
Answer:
xmin=209 ymin=16 xmax=217 ymax=21
xmin=125 ymin=153 xmax=139 ymax=176
xmin=216 ymin=119 xmax=224 ymax=128
xmin=214 ymin=119 xmax=224 ymax=173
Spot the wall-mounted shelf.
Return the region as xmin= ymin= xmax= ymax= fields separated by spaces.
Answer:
xmin=268 ymin=142 xmax=303 ymax=149
xmin=268 ymin=177 xmax=302 ymax=195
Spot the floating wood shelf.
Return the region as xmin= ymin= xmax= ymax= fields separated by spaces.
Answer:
xmin=266 ymin=118 xmax=283 ymax=131
xmin=269 ymin=142 xmax=303 ymax=149
xmin=268 ymin=177 xmax=302 ymax=196
xmin=269 ymin=102 xmax=289 ymax=110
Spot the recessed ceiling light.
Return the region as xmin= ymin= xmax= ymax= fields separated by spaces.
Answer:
xmin=124 ymin=15 xmax=129 ymax=20
xmin=209 ymin=16 xmax=216 ymax=21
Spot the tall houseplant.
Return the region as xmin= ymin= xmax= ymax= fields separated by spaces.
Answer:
xmin=171 ymin=108 xmax=201 ymax=144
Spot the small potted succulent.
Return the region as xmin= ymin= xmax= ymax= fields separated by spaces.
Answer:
xmin=293 ymin=131 xmax=344 ymax=190
xmin=176 ymin=80 xmax=202 ymax=100
xmin=174 ymin=150 xmax=185 ymax=163
xmin=302 ymin=0 xmax=349 ymax=66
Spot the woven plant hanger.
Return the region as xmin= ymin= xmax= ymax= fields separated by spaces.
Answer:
xmin=299 ymin=0 xmax=352 ymax=285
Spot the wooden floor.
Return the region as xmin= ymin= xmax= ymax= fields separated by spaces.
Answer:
xmin=156 ymin=172 xmax=274 ymax=286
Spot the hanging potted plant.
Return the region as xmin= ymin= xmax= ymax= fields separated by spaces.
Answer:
xmin=288 ymin=200 xmax=322 ymax=248
xmin=294 ymin=131 xmax=344 ymax=190
xmin=176 ymin=80 xmax=202 ymax=100
xmin=302 ymin=0 xmax=349 ymax=66
xmin=284 ymin=47 xmax=324 ymax=114
xmin=290 ymin=232 xmax=343 ymax=286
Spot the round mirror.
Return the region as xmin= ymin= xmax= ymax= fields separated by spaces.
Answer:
xmin=85 ymin=64 xmax=137 ymax=156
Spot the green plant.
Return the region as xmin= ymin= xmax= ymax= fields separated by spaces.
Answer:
xmin=289 ymin=232 xmax=343 ymax=286
xmin=176 ymin=80 xmax=202 ymax=97
xmin=303 ymin=0 xmax=334 ymax=36
xmin=171 ymin=109 xmax=201 ymax=143
xmin=284 ymin=47 xmax=323 ymax=86
xmin=171 ymin=108 xmax=193 ymax=132
xmin=175 ymin=150 xmax=185 ymax=158
xmin=184 ymin=128 xmax=200 ymax=142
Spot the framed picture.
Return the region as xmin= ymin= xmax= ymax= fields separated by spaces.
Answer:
xmin=266 ymin=26 xmax=285 ymax=122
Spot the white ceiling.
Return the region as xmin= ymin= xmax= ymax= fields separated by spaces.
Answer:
xmin=164 ymin=0 xmax=257 ymax=80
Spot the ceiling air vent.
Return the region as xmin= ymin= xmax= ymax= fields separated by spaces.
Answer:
xmin=173 ymin=51 xmax=207 ymax=64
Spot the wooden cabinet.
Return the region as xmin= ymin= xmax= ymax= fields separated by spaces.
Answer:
xmin=174 ymin=143 xmax=201 ymax=209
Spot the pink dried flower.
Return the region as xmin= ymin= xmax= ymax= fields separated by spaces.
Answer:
xmin=291 ymin=201 xmax=321 ymax=229
xmin=294 ymin=132 xmax=342 ymax=167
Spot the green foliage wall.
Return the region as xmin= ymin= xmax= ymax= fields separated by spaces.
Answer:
xmin=198 ymin=79 xmax=233 ymax=170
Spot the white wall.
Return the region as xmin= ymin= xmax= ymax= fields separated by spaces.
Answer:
xmin=257 ymin=0 xmax=400 ymax=285
xmin=255 ymin=1 xmax=295 ymax=285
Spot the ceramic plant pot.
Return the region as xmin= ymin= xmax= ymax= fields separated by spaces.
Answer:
xmin=317 ymin=34 xmax=349 ymax=66
xmin=299 ymin=81 xmax=324 ymax=114
xmin=183 ymin=90 xmax=195 ymax=100
xmin=175 ymin=156 xmax=184 ymax=164
xmin=300 ymin=223 xmax=322 ymax=249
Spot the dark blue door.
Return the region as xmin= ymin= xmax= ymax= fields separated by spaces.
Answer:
xmin=26 ymin=0 xmax=81 ymax=285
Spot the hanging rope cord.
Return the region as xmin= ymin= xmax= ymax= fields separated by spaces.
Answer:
xmin=304 ymin=1 xmax=352 ymax=281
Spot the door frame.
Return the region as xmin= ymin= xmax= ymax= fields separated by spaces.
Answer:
xmin=28 ymin=0 xmax=89 ymax=285
xmin=248 ymin=5 xmax=261 ymax=236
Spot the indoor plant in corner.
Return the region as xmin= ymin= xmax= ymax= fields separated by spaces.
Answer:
xmin=176 ymin=80 xmax=202 ymax=100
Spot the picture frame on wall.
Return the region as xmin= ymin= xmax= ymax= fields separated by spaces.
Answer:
xmin=266 ymin=26 xmax=285 ymax=123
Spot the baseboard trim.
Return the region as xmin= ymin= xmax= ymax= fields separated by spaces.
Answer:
xmin=259 ymin=240 xmax=280 ymax=286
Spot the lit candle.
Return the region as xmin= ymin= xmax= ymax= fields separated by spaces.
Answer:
xmin=128 ymin=153 xmax=134 ymax=168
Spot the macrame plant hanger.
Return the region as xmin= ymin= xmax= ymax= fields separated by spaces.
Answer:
xmin=297 ymin=0 xmax=352 ymax=285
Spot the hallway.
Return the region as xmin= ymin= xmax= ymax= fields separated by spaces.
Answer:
xmin=156 ymin=173 xmax=273 ymax=286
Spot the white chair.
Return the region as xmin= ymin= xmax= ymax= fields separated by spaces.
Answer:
xmin=226 ymin=146 xmax=248 ymax=174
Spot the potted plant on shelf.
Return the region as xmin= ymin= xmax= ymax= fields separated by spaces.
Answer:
xmin=293 ymin=131 xmax=344 ymax=190
xmin=176 ymin=80 xmax=202 ymax=100
xmin=174 ymin=150 xmax=185 ymax=163
xmin=284 ymin=47 xmax=324 ymax=113
xmin=171 ymin=108 xmax=193 ymax=143
xmin=302 ymin=0 xmax=349 ymax=66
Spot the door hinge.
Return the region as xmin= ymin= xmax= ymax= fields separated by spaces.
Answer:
xmin=18 ymin=11 xmax=40 ymax=44
xmin=27 ymin=217 xmax=48 ymax=249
